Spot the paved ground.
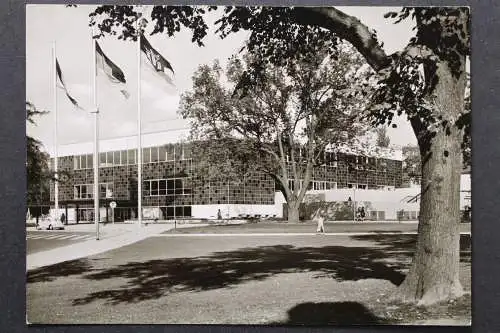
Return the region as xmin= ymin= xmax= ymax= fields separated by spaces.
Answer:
xmin=26 ymin=222 xmax=188 ymax=270
xmin=27 ymin=231 xmax=471 ymax=325
xmin=27 ymin=231 xmax=95 ymax=254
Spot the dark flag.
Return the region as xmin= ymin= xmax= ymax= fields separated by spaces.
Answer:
xmin=141 ymin=34 xmax=174 ymax=86
xmin=95 ymin=41 xmax=130 ymax=98
xmin=56 ymin=59 xmax=83 ymax=110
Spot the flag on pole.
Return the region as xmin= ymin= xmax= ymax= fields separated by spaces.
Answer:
xmin=56 ymin=59 xmax=83 ymax=110
xmin=95 ymin=41 xmax=130 ymax=98
xmin=140 ymin=34 xmax=175 ymax=86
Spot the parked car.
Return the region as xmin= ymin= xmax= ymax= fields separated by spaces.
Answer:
xmin=36 ymin=216 xmax=65 ymax=230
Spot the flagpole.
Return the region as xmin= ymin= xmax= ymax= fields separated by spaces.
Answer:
xmin=137 ymin=20 xmax=143 ymax=227
xmin=92 ymin=28 xmax=100 ymax=240
xmin=52 ymin=42 xmax=59 ymax=221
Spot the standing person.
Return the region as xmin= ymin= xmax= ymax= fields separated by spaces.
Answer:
xmin=60 ymin=212 xmax=66 ymax=225
xmin=217 ymin=209 xmax=222 ymax=220
xmin=315 ymin=206 xmax=326 ymax=234
xmin=360 ymin=207 xmax=365 ymax=221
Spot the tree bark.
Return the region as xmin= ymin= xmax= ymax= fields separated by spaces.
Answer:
xmin=397 ymin=59 xmax=466 ymax=305
xmin=287 ymin=200 xmax=300 ymax=223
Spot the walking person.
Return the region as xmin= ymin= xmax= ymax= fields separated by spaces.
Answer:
xmin=60 ymin=212 xmax=66 ymax=225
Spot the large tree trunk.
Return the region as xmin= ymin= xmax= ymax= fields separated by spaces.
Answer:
xmin=287 ymin=200 xmax=300 ymax=223
xmin=397 ymin=60 xmax=466 ymax=305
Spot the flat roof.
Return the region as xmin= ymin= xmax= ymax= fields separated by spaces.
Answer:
xmin=50 ymin=129 xmax=403 ymax=161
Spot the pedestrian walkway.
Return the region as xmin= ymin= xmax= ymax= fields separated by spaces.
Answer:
xmin=27 ymin=232 xmax=95 ymax=241
xmin=27 ymin=223 xmax=201 ymax=271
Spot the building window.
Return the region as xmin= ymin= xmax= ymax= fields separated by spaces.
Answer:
xmin=106 ymin=151 xmax=113 ymax=166
xmin=144 ymin=178 xmax=191 ymax=197
xmin=325 ymin=182 xmax=337 ymax=190
xmin=151 ymin=147 xmax=159 ymax=163
xmin=182 ymin=145 xmax=192 ymax=160
xmin=128 ymin=149 xmax=136 ymax=164
xmin=159 ymin=146 xmax=167 ymax=162
xmin=161 ymin=205 xmax=192 ymax=219
xmin=166 ymin=146 xmax=175 ymax=161
xmin=114 ymin=151 xmax=121 ymax=165
xmin=142 ymin=147 xmax=150 ymax=164
xmin=121 ymin=150 xmax=127 ymax=165
xmin=74 ymin=183 xmax=113 ymax=199
xmin=100 ymin=183 xmax=114 ymax=198
xmin=73 ymin=154 xmax=93 ymax=170
xmin=74 ymin=184 xmax=92 ymax=199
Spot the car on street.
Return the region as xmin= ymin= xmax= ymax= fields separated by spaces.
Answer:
xmin=36 ymin=216 xmax=65 ymax=230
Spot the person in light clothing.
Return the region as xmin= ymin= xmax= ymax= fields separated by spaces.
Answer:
xmin=314 ymin=205 xmax=326 ymax=234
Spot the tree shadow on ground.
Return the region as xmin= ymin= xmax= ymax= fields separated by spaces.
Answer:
xmin=271 ymin=301 xmax=389 ymax=325
xmin=71 ymin=244 xmax=406 ymax=306
xmin=350 ymin=234 xmax=471 ymax=263
xmin=27 ymin=258 xmax=95 ymax=283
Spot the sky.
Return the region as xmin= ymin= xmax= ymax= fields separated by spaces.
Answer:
xmin=26 ymin=5 xmax=418 ymax=154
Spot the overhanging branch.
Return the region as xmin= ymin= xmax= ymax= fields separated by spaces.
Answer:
xmin=291 ymin=7 xmax=391 ymax=71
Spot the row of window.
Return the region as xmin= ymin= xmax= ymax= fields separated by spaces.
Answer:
xmin=285 ymin=152 xmax=391 ymax=167
xmin=73 ymin=146 xmax=192 ymax=170
xmin=143 ymin=178 xmax=191 ymax=196
xmin=75 ymin=206 xmax=193 ymax=221
xmin=74 ymin=183 xmax=114 ymax=199
xmin=288 ymin=180 xmax=338 ymax=191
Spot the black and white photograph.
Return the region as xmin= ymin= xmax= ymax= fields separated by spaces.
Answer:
xmin=26 ymin=5 xmax=471 ymax=325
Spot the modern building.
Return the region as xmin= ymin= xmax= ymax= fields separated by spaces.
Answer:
xmin=48 ymin=131 xmax=404 ymax=222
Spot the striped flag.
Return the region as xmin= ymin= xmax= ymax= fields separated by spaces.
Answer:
xmin=141 ymin=34 xmax=174 ymax=86
xmin=95 ymin=41 xmax=130 ymax=98
xmin=56 ymin=59 xmax=83 ymax=110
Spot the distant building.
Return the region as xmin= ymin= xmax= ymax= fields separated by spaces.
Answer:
xmin=48 ymin=131 xmax=403 ymax=222
xmin=402 ymin=145 xmax=421 ymax=187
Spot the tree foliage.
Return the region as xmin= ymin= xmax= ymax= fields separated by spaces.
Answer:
xmin=89 ymin=5 xmax=471 ymax=303
xmin=179 ymin=43 xmax=369 ymax=218
xmin=26 ymin=102 xmax=51 ymax=205
xmin=375 ymin=127 xmax=390 ymax=148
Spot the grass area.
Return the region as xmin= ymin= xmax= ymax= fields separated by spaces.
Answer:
xmin=27 ymin=233 xmax=471 ymax=325
xmin=165 ymin=220 xmax=471 ymax=235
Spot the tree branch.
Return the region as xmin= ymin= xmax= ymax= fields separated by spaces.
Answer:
xmin=291 ymin=7 xmax=391 ymax=71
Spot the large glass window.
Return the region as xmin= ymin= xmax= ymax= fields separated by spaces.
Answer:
xmin=151 ymin=147 xmax=159 ymax=163
xmin=151 ymin=180 xmax=159 ymax=196
xmin=175 ymin=145 xmax=183 ymax=160
xmin=100 ymin=152 xmax=106 ymax=167
xmin=174 ymin=179 xmax=184 ymax=195
xmin=86 ymin=154 xmax=93 ymax=169
xmin=128 ymin=149 xmax=136 ymax=165
xmin=100 ymin=183 xmax=114 ymax=198
xmin=106 ymin=152 xmax=113 ymax=166
xmin=114 ymin=151 xmax=121 ymax=165
xmin=159 ymin=146 xmax=167 ymax=162
xmin=121 ymin=150 xmax=127 ymax=165
xmin=74 ymin=184 xmax=92 ymax=199
xmin=143 ymin=181 xmax=151 ymax=196
xmin=144 ymin=178 xmax=191 ymax=196
xmin=74 ymin=183 xmax=112 ymax=199
xmin=167 ymin=179 xmax=175 ymax=195
xmin=159 ymin=180 xmax=166 ymax=195
xmin=162 ymin=206 xmax=192 ymax=219
xmin=182 ymin=145 xmax=192 ymax=160
xmin=166 ymin=146 xmax=175 ymax=161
